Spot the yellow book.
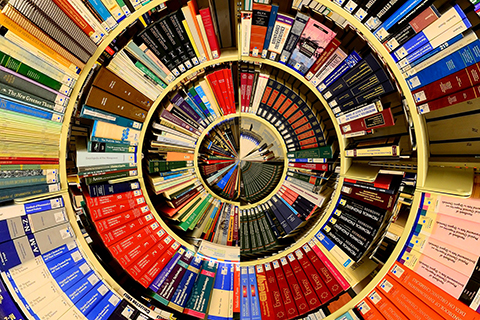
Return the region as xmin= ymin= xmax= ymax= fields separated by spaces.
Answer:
xmin=91 ymin=121 xmax=141 ymax=145
xmin=182 ymin=19 xmax=201 ymax=60
xmin=158 ymin=118 xmax=200 ymax=138
xmin=163 ymin=179 xmax=200 ymax=200
xmin=0 ymin=10 xmax=81 ymax=72
xmin=199 ymin=79 xmax=223 ymax=117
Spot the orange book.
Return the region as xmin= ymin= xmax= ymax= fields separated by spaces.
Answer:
xmin=166 ymin=152 xmax=195 ymax=161
xmin=377 ymin=275 xmax=443 ymax=320
xmin=188 ymin=0 xmax=210 ymax=61
xmin=356 ymin=298 xmax=387 ymax=320
xmin=389 ymin=262 xmax=480 ymax=320
xmin=367 ymin=289 xmax=408 ymax=320
xmin=0 ymin=12 xmax=81 ymax=72
xmin=250 ymin=3 xmax=272 ymax=57
xmin=233 ymin=263 xmax=241 ymax=313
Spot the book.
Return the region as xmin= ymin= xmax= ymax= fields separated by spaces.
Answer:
xmin=250 ymin=3 xmax=272 ymax=57
xmin=279 ymin=12 xmax=309 ymax=64
xmin=287 ymin=19 xmax=336 ymax=75
xmin=267 ymin=14 xmax=294 ymax=61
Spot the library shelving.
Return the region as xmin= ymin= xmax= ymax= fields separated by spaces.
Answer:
xmin=0 ymin=0 xmax=480 ymax=319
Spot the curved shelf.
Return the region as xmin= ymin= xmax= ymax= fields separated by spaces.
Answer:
xmin=53 ymin=0 xmax=445 ymax=318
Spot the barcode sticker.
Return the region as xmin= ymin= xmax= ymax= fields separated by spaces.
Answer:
xmin=88 ymin=273 xmax=100 ymax=285
xmin=380 ymin=279 xmax=393 ymax=293
xmin=391 ymin=265 xmax=405 ymax=278
xmin=54 ymin=210 xmax=67 ymax=223
xmin=369 ymin=291 xmax=382 ymax=304
xmin=98 ymin=284 xmax=108 ymax=296
xmin=413 ymin=91 xmax=426 ymax=103
xmin=80 ymin=263 xmax=91 ymax=275
xmin=71 ymin=251 xmax=82 ymax=262
xmin=357 ymin=301 xmax=371 ymax=314
xmin=109 ymin=294 xmax=120 ymax=306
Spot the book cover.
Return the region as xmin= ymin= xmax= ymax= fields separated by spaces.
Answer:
xmin=272 ymin=259 xmax=298 ymax=318
xmin=287 ymin=19 xmax=336 ymax=75
xmin=267 ymin=14 xmax=294 ymax=61
xmin=279 ymin=12 xmax=309 ymax=64
xmin=250 ymin=4 xmax=271 ymax=57
xmin=263 ymin=262 xmax=288 ymax=319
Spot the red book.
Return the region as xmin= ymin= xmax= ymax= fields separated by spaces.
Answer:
xmin=255 ymin=264 xmax=275 ymax=320
xmin=240 ymin=70 xmax=248 ymax=112
xmin=0 ymin=158 xmax=59 ymax=164
xmin=100 ymin=214 xmax=155 ymax=246
xmin=306 ymin=240 xmax=350 ymax=291
xmin=301 ymin=245 xmax=343 ymax=297
xmin=109 ymin=223 xmax=162 ymax=257
xmin=206 ymin=73 xmax=228 ymax=114
xmin=83 ymin=189 xmax=142 ymax=208
xmin=233 ymin=206 xmax=239 ymax=245
xmin=245 ymin=70 xmax=255 ymax=111
xmin=278 ymin=97 xmax=294 ymax=115
xmin=271 ymin=259 xmax=299 ymax=319
xmin=137 ymin=238 xmax=181 ymax=286
xmin=305 ymin=38 xmax=341 ymax=80
xmin=271 ymin=90 xmax=286 ymax=112
xmin=285 ymin=106 xmax=302 ymax=123
xmin=233 ymin=263 xmax=241 ymax=313
xmin=52 ymin=0 xmax=96 ymax=38
xmin=294 ymin=248 xmax=333 ymax=304
xmin=279 ymin=256 xmax=309 ymax=316
xmin=287 ymin=162 xmax=332 ymax=171
xmin=224 ymin=68 xmax=235 ymax=113
xmin=340 ymin=108 xmax=395 ymax=135
xmin=95 ymin=206 xmax=149 ymax=233
xmin=110 ymin=224 xmax=166 ymax=267
xmin=286 ymin=253 xmax=322 ymax=311
xmin=215 ymin=70 xmax=231 ymax=114
xmin=341 ymin=184 xmax=396 ymax=210
xmin=292 ymin=120 xmax=313 ymax=133
xmin=344 ymin=173 xmax=398 ymax=190
xmin=356 ymin=297 xmax=387 ymax=320
xmin=199 ymin=7 xmax=220 ymax=59
xmin=264 ymin=262 xmax=288 ymax=320
xmin=127 ymin=236 xmax=174 ymax=281
xmin=88 ymin=197 xmax=147 ymax=221
xmin=300 ymin=142 xmax=319 ymax=149
xmin=250 ymin=3 xmax=272 ymax=57
xmin=417 ymin=84 xmax=480 ymax=114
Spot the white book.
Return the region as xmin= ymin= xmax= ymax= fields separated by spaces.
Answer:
xmin=57 ymin=307 xmax=86 ymax=320
xmin=181 ymin=6 xmax=207 ymax=63
xmin=241 ymin=11 xmax=252 ymax=57
xmin=35 ymin=294 xmax=72 ymax=320
xmin=310 ymin=48 xmax=348 ymax=87
xmin=68 ymin=0 xmax=106 ymax=44
xmin=267 ymin=14 xmax=294 ymax=60
xmin=250 ymin=72 xmax=269 ymax=114
xmin=196 ymin=14 xmax=213 ymax=60
xmin=283 ymin=180 xmax=326 ymax=207
xmin=99 ymin=0 xmax=125 ymax=22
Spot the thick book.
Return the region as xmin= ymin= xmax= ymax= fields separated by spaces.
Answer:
xmin=199 ymin=7 xmax=221 ymax=59
xmin=279 ymin=12 xmax=309 ymax=64
xmin=340 ymin=108 xmax=395 ymax=135
xmin=345 ymin=136 xmax=409 ymax=157
xmin=263 ymin=262 xmax=288 ymax=319
xmin=261 ymin=4 xmax=278 ymax=59
xmin=305 ymin=38 xmax=341 ymax=81
xmin=287 ymin=19 xmax=336 ymax=76
xmin=267 ymin=14 xmax=294 ymax=61
xmin=417 ymin=85 xmax=480 ymax=114
xmin=250 ymin=3 xmax=271 ymax=57
xmin=183 ymin=259 xmax=217 ymax=318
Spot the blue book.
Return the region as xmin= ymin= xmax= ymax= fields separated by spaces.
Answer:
xmin=194 ymin=84 xmax=217 ymax=118
xmin=217 ymin=163 xmax=238 ymax=189
xmin=406 ymin=40 xmax=480 ymax=90
xmin=0 ymin=97 xmax=63 ymax=122
xmin=261 ymin=4 xmax=279 ymax=59
xmin=0 ymin=278 xmax=25 ymax=320
xmin=85 ymin=290 xmax=121 ymax=320
xmin=373 ymin=0 xmax=424 ymax=41
xmin=52 ymin=260 xmax=93 ymax=292
xmin=247 ymin=266 xmax=261 ymax=320
xmin=80 ymin=105 xmax=143 ymax=130
xmin=45 ymin=248 xmax=85 ymax=277
xmin=149 ymin=248 xmax=185 ymax=292
xmin=87 ymin=180 xmax=140 ymax=197
xmin=168 ymin=254 xmax=203 ymax=311
xmin=317 ymin=51 xmax=362 ymax=92
xmin=187 ymin=90 xmax=212 ymax=120
xmin=63 ymin=271 xmax=100 ymax=304
xmin=208 ymin=262 xmax=233 ymax=320
xmin=77 ymin=281 xmax=111 ymax=316
xmin=240 ymin=266 xmax=250 ymax=320
xmin=272 ymin=195 xmax=303 ymax=231
xmin=87 ymin=0 xmax=118 ymax=26
xmin=184 ymin=95 xmax=209 ymax=123
xmin=405 ymin=33 xmax=464 ymax=70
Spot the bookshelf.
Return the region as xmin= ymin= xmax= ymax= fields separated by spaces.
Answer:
xmin=1 ymin=0 xmax=479 ymax=318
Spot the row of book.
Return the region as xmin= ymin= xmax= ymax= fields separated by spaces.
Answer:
xmin=0 ymin=194 xmax=176 ymax=320
xmin=316 ymin=171 xmax=416 ymax=268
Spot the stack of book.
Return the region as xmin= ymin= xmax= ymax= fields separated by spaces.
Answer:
xmin=316 ymin=171 xmax=416 ymax=268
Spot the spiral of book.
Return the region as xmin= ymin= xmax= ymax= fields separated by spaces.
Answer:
xmin=0 ymin=0 xmax=480 ymax=319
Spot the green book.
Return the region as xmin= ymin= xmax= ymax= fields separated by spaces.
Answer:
xmin=287 ymin=171 xmax=323 ymax=186
xmin=0 ymin=82 xmax=63 ymax=112
xmin=0 ymin=174 xmax=58 ymax=189
xmin=0 ymin=50 xmax=71 ymax=94
xmin=287 ymin=144 xmax=336 ymax=159
xmin=87 ymin=141 xmax=137 ymax=153
xmin=84 ymin=170 xmax=136 ymax=185
xmin=184 ymin=259 xmax=217 ymax=318
xmin=178 ymin=194 xmax=212 ymax=231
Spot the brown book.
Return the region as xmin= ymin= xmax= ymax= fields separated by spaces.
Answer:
xmin=93 ymin=68 xmax=153 ymax=111
xmin=85 ymin=87 xmax=147 ymax=123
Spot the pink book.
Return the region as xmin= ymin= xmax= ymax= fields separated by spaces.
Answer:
xmin=422 ymin=192 xmax=480 ymax=224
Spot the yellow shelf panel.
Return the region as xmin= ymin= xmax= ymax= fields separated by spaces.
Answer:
xmin=419 ymin=166 xmax=474 ymax=198
xmin=342 ymin=163 xmax=379 ymax=182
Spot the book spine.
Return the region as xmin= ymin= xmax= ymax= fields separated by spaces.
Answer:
xmin=250 ymin=4 xmax=271 ymax=57
xmin=417 ymin=85 xmax=480 ymax=114
xmin=267 ymin=14 xmax=294 ymax=61
xmin=315 ymin=50 xmax=359 ymax=90
xmin=305 ymin=38 xmax=341 ymax=81
xmin=271 ymin=259 xmax=298 ymax=318
xmin=263 ymin=262 xmax=288 ymax=319
xmin=199 ymin=8 xmax=220 ymax=59
xmin=340 ymin=108 xmax=395 ymax=135
xmin=0 ymin=83 xmax=64 ymax=113
xmin=279 ymin=12 xmax=309 ymax=64
xmin=371 ymin=0 xmax=424 ymax=36
xmin=261 ymin=5 xmax=278 ymax=59
xmin=241 ymin=12 xmax=252 ymax=57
